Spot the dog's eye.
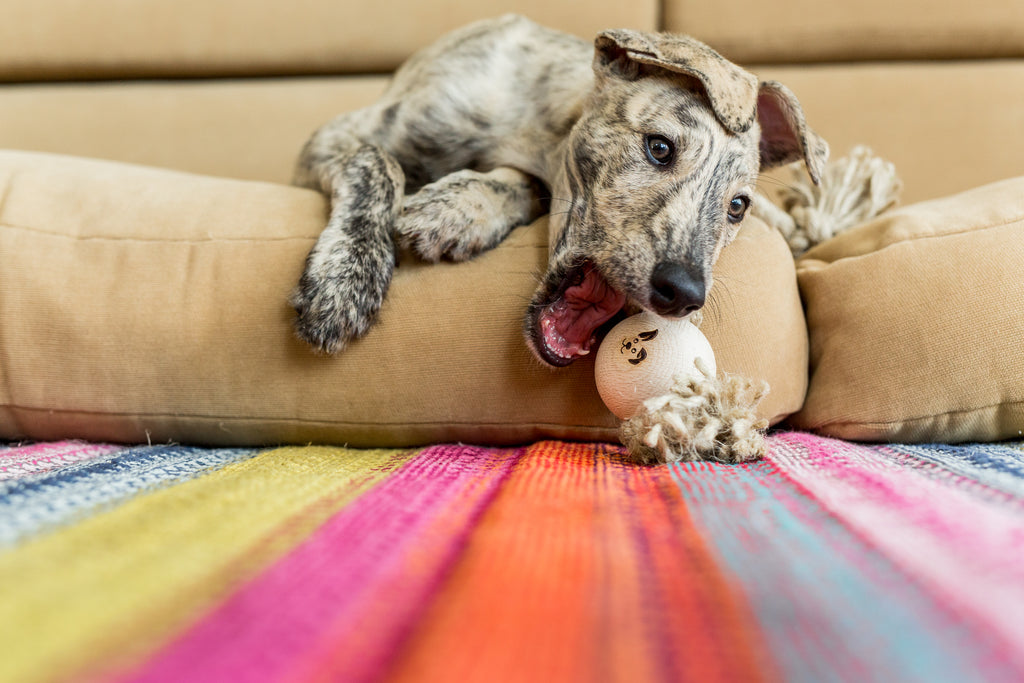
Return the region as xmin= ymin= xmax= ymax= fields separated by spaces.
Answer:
xmin=644 ymin=135 xmax=674 ymax=166
xmin=727 ymin=195 xmax=750 ymax=224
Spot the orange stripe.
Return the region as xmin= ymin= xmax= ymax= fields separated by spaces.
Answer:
xmin=385 ymin=441 xmax=770 ymax=683
xmin=590 ymin=450 xmax=668 ymax=683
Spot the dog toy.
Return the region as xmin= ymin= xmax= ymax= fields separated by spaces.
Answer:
xmin=595 ymin=311 xmax=769 ymax=465
xmin=595 ymin=312 xmax=716 ymax=419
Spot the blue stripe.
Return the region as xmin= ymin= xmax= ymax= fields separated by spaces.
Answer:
xmin=0 ymin=445 xmax=258 ymax=546
xmin=668 ymin=455 xmax=995 ymax=683
xmin=884 ymin=442 xmax=1024 ymax=499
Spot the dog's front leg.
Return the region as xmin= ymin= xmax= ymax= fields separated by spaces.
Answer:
xmin=396 ymin=167 xmax=544 ymax=262
xmin=291 ymin=144 xmax=405 ymax=354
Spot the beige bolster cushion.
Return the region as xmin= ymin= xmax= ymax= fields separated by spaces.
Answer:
xmin=0 ymin=151 xmax=807 ymax=447
xmin=790 ymin=177 xmax=1024 ymax=442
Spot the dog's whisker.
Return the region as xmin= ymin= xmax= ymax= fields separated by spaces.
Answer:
xmin=756 ymin=174 xmax=803 ymax=194
xmin=704 ymin=275 xmax=739 ymax=329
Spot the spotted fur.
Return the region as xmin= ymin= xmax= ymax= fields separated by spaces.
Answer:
xmin=292 ymin=14 xmax=827 ymax=360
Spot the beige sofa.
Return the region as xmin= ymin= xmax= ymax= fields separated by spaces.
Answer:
xmin=1 ymin=0 xmax=1022 ymax=448
xmin=3 ymin=0 xmax=1022 ymax=201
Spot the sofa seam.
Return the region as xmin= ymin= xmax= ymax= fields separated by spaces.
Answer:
xmin=0 ymin=220 xmax=548 ymax=248
xmin=0 ymin=220 xmax=318 ymax=244
xmin=0 ymin=403 xmax=618 ymax=432
xmin=0 ymin=175 xmax=12 ymax=226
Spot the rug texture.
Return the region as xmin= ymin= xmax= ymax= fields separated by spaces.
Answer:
xmin=1 ymin=434 xmax=1021 ymax=682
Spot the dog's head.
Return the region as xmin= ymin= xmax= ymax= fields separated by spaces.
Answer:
xmin=525 ymin=29 xmax=827 ymax=367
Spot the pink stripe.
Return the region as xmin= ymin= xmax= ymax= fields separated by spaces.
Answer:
xmin=123 ymin=445 xmax=521 ymax=683
xmin=0 ymin=441 xmax=121 ymax=480
xmin=770 ymin=433 xmax=1024 ymax=664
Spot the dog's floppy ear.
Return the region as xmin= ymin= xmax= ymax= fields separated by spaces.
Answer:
xmin=757 ymin=80 xmax=829 ymax=184
xmin=594 ymin=29 xmax=759 ymax=134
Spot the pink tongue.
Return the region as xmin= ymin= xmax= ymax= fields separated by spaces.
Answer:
xmin=540 ymin=265 xmax=626 ymax=360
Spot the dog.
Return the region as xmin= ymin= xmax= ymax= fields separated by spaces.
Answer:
xmin=291 ymin=14 xmax=827 ymax=367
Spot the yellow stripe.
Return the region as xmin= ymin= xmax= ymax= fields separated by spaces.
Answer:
xmin=0 ymin=446 xmax=411 ymax=683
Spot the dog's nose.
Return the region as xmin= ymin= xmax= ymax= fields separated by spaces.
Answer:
xmin=649 ymin=262 xmax=705 ymax=317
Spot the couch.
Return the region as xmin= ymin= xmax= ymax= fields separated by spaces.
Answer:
xmin=1 ymin=1 xmax=1022 ymax=681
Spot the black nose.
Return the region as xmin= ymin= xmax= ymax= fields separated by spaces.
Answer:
xmin=649 ymin=262 xmax=705 ymax=316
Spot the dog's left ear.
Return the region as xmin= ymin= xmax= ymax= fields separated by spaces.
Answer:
xmin=757 ymin=81 xmax=829 ymax=184
xmin=594 ymin=29 xmax=758 ymax=135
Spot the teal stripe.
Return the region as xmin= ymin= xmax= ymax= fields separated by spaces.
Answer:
xmin=0 ymin=445 xmax=259 ymax=546
xmin=668 ymin=454 xmax=999 ymax=683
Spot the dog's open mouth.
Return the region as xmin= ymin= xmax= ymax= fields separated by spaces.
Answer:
xmin=532 ymin=261 xmax=626 ymax=367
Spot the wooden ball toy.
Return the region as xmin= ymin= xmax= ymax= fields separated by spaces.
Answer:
xmin=594 ymin=311 xmax=716 ymax=420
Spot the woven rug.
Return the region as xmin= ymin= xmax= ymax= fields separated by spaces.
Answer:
xmin=1 ymin=434 xmax=1021 ymax=682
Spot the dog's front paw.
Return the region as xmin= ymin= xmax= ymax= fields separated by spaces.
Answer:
xmin=290 ymin=246 xmax=394 ymax=354
xmin=395 ymin=191 xmax=495 ymax=262
xmin=396 ymin=168 xmax=536 ymax=262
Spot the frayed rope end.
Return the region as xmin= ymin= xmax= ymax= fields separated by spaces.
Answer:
xmin=619 ymin=359 xmax=770 ymax=465
xmin=754 ymin=145 xmax=902 ymax=256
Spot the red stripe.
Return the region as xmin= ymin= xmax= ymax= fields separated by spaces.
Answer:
xmin=385 ymin=441 xmax=770 ymax=682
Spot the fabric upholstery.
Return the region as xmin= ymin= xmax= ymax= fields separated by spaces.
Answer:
xmin=3 ymin=63 xmax=1022 ymax=204
xmin=0 ymin=77 xmax=390 ymax=185
xmin=756 ymin=61 xmax=1024 ymax=204
xmin=664 ymin=0 xmax=1024 ymax=63
xmin=791 ymin=177 xmax=1024 ymax=442
xmin=0 ymin=2 xmax=657 ymax=81
xmin=0 ymin=150 xmax=807 ymax=446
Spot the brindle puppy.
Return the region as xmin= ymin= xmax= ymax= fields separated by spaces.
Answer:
xmin=292 ymin=14 xmax=827 ymax=366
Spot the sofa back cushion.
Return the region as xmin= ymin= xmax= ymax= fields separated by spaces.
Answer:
xmin=0 ymin=2 xmax=656 ymax=81
xmin=664 ymin=0 xmax=1024 ymax=63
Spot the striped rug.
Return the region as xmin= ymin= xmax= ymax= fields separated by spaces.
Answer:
xmin=1 ymin=434 xmax=1021 ymax=682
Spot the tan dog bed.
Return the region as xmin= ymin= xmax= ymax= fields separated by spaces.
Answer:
xmin=0 ymin=150 xmax=807 ymax=446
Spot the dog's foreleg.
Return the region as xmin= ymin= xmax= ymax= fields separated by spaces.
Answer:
xmin=395 ymin=167 xmax=544 ymax=262
xmin=291 ymin=139 xmax=405 ymax=354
